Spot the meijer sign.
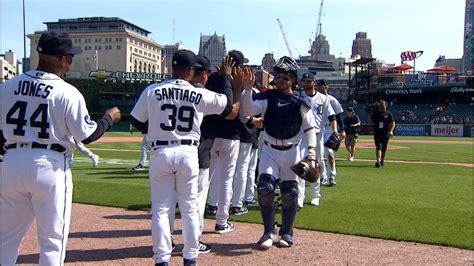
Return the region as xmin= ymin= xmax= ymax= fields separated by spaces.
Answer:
xmin=431 ymin=124 xmax=463 ymax=136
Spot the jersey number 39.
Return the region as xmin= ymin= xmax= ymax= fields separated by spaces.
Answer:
xmin=160 ymin=104 xmax=194 ymax=132
xmin=6 ymin=101 xmax=50 ymax=138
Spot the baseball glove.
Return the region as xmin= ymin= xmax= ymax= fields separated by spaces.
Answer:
xmin=324 ymin=133 xmax=342 ymax=151
xmin=291 ymin=156 xmax=320 ymax=183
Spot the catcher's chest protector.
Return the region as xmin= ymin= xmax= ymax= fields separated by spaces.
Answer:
xmin=263 ymin=91 xmax=302 ymax=139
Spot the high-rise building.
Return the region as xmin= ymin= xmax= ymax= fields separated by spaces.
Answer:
xmin=198 ymin=32 xmax=226 ymax=69
xmin=162 ymin=43 xmax=184 ymax=74
xmin=351 ymin=32 xmax=372 ymax=59
xmin=0 ymin=50 xmax=18 ymax=83
xmin=464 ymin=0 xmax=474 ymax=73
xmin=27 ymin=17 xmax=164 ymax=78
xmin=261 ymin=53 xmax=276 ymax=73
xmin=310 ymin=34 xmax=336 ymax=63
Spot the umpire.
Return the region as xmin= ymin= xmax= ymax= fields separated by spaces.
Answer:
xmin=368 ymin=100 xmax=395 ymax=167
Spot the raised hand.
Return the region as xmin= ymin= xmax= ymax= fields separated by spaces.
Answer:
xmin=231 ymin=66 xmax=244 ymax=91
xmin=242 ymin=67 xmax=255 ymax=90
xmin=216 ymin=55 xmax=235 ymax=76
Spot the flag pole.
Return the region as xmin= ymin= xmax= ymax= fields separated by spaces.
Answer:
xmin=95 ymin=50 xmax=98 ymax=70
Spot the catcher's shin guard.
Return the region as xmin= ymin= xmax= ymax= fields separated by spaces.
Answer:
xmin=279 ymin=181 xmax=298 ymax=236
xmin=257 ymin=174 xmax=277 ymax=234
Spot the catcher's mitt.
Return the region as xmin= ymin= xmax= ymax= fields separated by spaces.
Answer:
xmin=324 ymin=133 xmax=342 ymax=151
xmin=291 ymin=156 xmax=320 ymax=183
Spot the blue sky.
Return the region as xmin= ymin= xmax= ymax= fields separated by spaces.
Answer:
xmin=1 ymin=0 xmax=465 ymax=71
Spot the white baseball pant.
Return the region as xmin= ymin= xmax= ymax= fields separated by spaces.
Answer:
xmin=1 ymin=148 xmax=72 ymax=266
xmin=206 ymin=138 xmax=239 ymax=225
xmin=244 ymin=148 xmax=258 ymax=202
xmin=149 ymin=145 xmax=199 ymax=264
xmin=231 ymin=142 xmax=253 ymax=208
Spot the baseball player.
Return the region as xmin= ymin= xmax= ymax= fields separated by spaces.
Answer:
xmin=318 ymin=79 xmax=345 ymax=186
xmin=167 ymin=54 xmax=235 ymax=254
xmin=132 ymin=133 xmax=149 ymax=171
xmin=298 ymin=73 xmax=337 ymax=207
xmin=0 ymin=31 xmax=121 ymax=265
xmin=240 ymin=56 xmax=317 ymax=249
xmin=230 ymin=88 xmax=261 ymax=215
xmin=206 ymin=50 xmax=246 ymax=233
xmin=130 ymin=49 xmax=236 ymax=266
xmin=74 ymin=140 xmax=99 ymax=167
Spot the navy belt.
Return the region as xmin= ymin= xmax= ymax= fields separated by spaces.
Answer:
xmin=152 ymin=139 xmax=198 ymax=147
xmin=264 ymin=141 xmax=296 ymax=151
xmin=5 ymin=142 xmax=66 ymax=153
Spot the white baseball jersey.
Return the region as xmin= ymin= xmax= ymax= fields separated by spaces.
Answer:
xmin=131 ymin=78 xmax=229 ymax=263
xmin=1 ymin=70 xmax=97 ymax=155
xmin=307 ymin=91 xmax=335 ymax=133
xmin=324 ymin=94 xmax=344 ymax=135
xmin=1 ymin=70 xmax=96 ymax=265
xmin=131 ymin=79 xmax=228 ymax=142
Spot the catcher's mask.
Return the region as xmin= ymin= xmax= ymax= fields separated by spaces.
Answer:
xmin=272 ymin=56 xmax=299 ymax=78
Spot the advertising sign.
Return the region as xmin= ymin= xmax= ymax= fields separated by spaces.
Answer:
xmin=431 ymin=124 xmax=464 ymax=137
xmin=394 ymin=124 xmax=426 ymax=136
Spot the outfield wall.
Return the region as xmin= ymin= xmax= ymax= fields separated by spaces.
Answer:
xmin=361 ymin=124 xmax=474 ymax=137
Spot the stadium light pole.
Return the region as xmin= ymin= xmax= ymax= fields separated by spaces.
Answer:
xmin=22 ymin=0 xmax=27 ymax=73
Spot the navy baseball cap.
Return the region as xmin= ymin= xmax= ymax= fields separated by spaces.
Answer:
xmin=317 ymin=79 xmax=329 ymax=85
xmin=195 ymin=55 xmax=211 ymax=72
xmin=37 ymin=31 xmax=82 ymax=56
xmin=301 ymin=72 xmax=315 ymax=81
xmin=228 ymin=50 xmax=248 ymax=66
xmin=172 ymin=49 xmax=198 ymax=68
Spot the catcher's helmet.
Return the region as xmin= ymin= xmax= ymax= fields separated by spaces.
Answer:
xmin=273 ymin=56 xmax=299 ymax=78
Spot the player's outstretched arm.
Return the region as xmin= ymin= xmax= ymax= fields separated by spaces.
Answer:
xmin=82 ymin=107 xmax=121 ymax=144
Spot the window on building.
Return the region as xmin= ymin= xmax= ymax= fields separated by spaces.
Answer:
xmin=117 ymin=45 xmax=121 ymax=50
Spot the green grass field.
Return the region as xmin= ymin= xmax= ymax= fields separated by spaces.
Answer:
xmin=71 ymin=133 xmax=473 ymax=249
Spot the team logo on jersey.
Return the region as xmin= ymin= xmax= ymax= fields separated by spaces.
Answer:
xmin=84 ymin=115 xmax=95 ymax=126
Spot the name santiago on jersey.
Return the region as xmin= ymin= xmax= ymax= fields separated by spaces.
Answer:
xmin=155 ymin=86 xmax=202 ymax=104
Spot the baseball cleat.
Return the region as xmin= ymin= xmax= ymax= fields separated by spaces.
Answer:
xmin=380 ymin=161 xmax=385 ymax=166
xmin=244 ymin=199 xmax=257 ymax=205
xmin=183 ymin=258 xmax=196 ymax=266
xmin=310 ymin=198 xmax=320 ymax=206
xmin=230 ymin=206 xmax=248 ymax=215
xmin=320 ymin=178 xmax=328 ymax=185
xmin=257 ymin=233 xmax=275 ymax=250
xmin=132 ymin=163 xmax=145 ymax=171
xmin=348 ymin=156 xmax=354 ymax=162
xmin=205 ymin=204 xmax=217 ymax=216
xmin=92 ymin=155 xmax=99 ymax=167
xmin=278 ymin=234 xmax=293 ymax=248
xmin=215 ymin=222 xmax=235 ymax=234
xmin=375 ymin=161 xmax=381 ymax=168
xmin=198 ymin=241 xmax=212 ymax=254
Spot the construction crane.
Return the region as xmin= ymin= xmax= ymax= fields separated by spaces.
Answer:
xmin=276 ymin=18 xmax=294 ymax=59
xmin=309 ymin=0 xmax=324 ymax=60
